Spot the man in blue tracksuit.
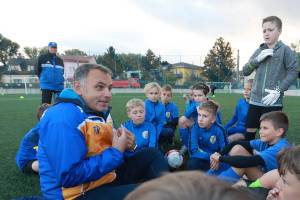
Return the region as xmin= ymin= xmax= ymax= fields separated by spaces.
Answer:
xmin=37 ymin=42 xmax=64 ymax=104
xmin=38 ymin=64 xmax=168 ymax=200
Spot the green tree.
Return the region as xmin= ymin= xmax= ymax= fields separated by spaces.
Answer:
xmin=0 ymin=34 xmax=19 ymax=67
xmin=203 ymin=37 xmax=235 ymax=82
xmin=24 ymin=47 xmax=39 ymax=60
xmin=64 ymin=49 xmax=87 ymax=56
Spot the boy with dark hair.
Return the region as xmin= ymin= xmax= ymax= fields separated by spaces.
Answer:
xmin=187 ymin=100 xmax=227 ymax=171
xmin=160 ymin=84 xmax=179 ymax=149
xmin=225 ymin=79 xmax=253 ymax=142
xmin=210 ymin=111 xmax=290 ymax=183
xmin=243 ymin=16 xmax=299 ymax=140
xmin=16 ymin=103 xmax=51 ymax=173
xmin=267 ymin=146 xmax=300 ymax=200
xmin=179 ymin=82 xmax=222 ymax=153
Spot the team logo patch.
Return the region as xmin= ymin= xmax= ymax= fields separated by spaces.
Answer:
xmin=166 ymin=112 xmax=171 ymax=118
xmin=93 ymin=125 xmax=101 ymax=135
xmin=210 ymin=135 xmax=216 ymax=144
xmin=142 ymin=131 xmax=149 ymax=139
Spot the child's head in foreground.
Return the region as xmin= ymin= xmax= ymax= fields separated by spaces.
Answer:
xmin=144 ymin=82 xmax=161 ymax=102
xmin=275 ymin=146 xmax=300 ymax=200
xmin=126 ymin=98 xmax=145 ymax=125
xmin=197 ymin=100 xmax=219 ymax=129
xmin=259 ymin=111 xmax=288 ymax=144
xmin=125 ymin=171 xmax=255 ymax=200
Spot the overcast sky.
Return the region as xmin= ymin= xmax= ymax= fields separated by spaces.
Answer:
xmin=1 ymin=0 xmax=299 ymax=68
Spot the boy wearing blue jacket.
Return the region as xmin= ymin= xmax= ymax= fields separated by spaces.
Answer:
xmin=15 ymin=103 xmax=51 ymax=173
xmin=179 ymin=83 xmax=222 ymax=153
xmin=225 ymin=79 xmax=253 ymax=142
xmin=210 ymin=111 xmax=290 ymax=184
xmin=123 ymin=98 xmax=157 ymax=152
xmin=160 ymin=84 xmax=179 ymax=148
xmin=144 ymin=82 xmax=166 ymax=143
xmin=38 ymin=64 xmax=168 ymax=200
xmin=187 ymin=100 xmax=227 ymax=171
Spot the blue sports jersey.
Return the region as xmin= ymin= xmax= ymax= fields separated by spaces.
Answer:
xmin=144 ymin=99 xmax=166 ymax=138
xmin=16 ymin=125 xmax=39 ymax=171
xmin=123 ymin=120 xmax=157 ymax=150
xmin=190 ymin=123 xmax=227 ymax=160
xmin=224 ymin=98 xmax=249 ymax=135
xmin=250 ymin=138 xmax=290 ymax=172
xmin=184 ymin=100 xmax=222 ymax=124
xmin=164 ymin=101 xmax=179 ymax=125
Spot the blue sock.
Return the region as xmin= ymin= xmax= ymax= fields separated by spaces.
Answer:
xmin=179 ymin=128 xmax=189 ymax=147
xmin=218 ymin=167 xmax=241 ymax=183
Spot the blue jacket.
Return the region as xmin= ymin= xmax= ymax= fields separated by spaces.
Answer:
xmin=37 ymin=52 xmax=64 ymax=91
xmin=163 ymin=101 xmax=179 ymax=130
xmin=224 ymin=98 xmax=249 ymax=132
xmin=123 ymin=120 xmax=157 ymax=150
xmin=16 ymin=125 xmax=39 ymax=171
xmin=144 ymin=99 xmax=166 ymax=138
xmin=190 ymin=123 xmax=227 ymax=160
xmin=38 ymin=88 xmax=123 ymax=199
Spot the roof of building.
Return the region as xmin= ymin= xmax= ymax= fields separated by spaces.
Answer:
xmin=62 ymin=55 xmax=96 ymax=63
xmin=170 ymin=62 xmax=202 ymax=69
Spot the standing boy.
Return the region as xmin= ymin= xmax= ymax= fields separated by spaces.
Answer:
xmin=243 ymin=16 xmax=299 ymax=140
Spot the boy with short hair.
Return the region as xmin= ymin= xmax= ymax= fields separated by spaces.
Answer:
xmin=159 ymin=84 xmax=179 ymax=149
xmin=225 ymin=79 xmax=253 ymax=142
xmin=123 ymin=98 xmax=157 ymax=152
xmin=243 ymin=16 xmax=299 ymax=140
xmin=16 ymin=103 xmax=51 ymax=173
xmin=210 ymin=111 xmax=290 ymax=183
xmin=179 ymin=82 xmax=222 ymax=152
xmin=144 ymin=82 xmax=166 ymax=145
xmin=187 ymin=100 xmax=227 ymax=171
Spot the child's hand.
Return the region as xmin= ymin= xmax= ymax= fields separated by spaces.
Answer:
xmin=255 ymin=49 xmax=273 ymax=63
xmin=266 ymin=187 xmax=280 ymax=200
xmin=210 ymin=152 xmax=221 ymax=170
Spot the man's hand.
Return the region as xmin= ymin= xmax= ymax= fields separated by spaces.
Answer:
xmin=255 ymin=49 xmax=273 ymax=63
xmin=112 ymin=128 xmax=128 ymax=152
xmin=120 ymin=126 xmax=136 ymax=151
xmin=210 ymin=152 xmax=221 ymax=170
xmin=262 ymin=89 xmax=281 ymax=106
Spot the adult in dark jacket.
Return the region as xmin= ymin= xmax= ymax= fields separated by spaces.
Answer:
xmin=37 ymin=42 xmax=64 ymax=103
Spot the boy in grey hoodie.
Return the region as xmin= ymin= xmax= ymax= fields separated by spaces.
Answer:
xmin=243 ymin=16 xmax=299 ymax=140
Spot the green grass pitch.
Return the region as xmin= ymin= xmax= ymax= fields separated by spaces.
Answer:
xmin=0 ymin=93 xmax=299 ymax=199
